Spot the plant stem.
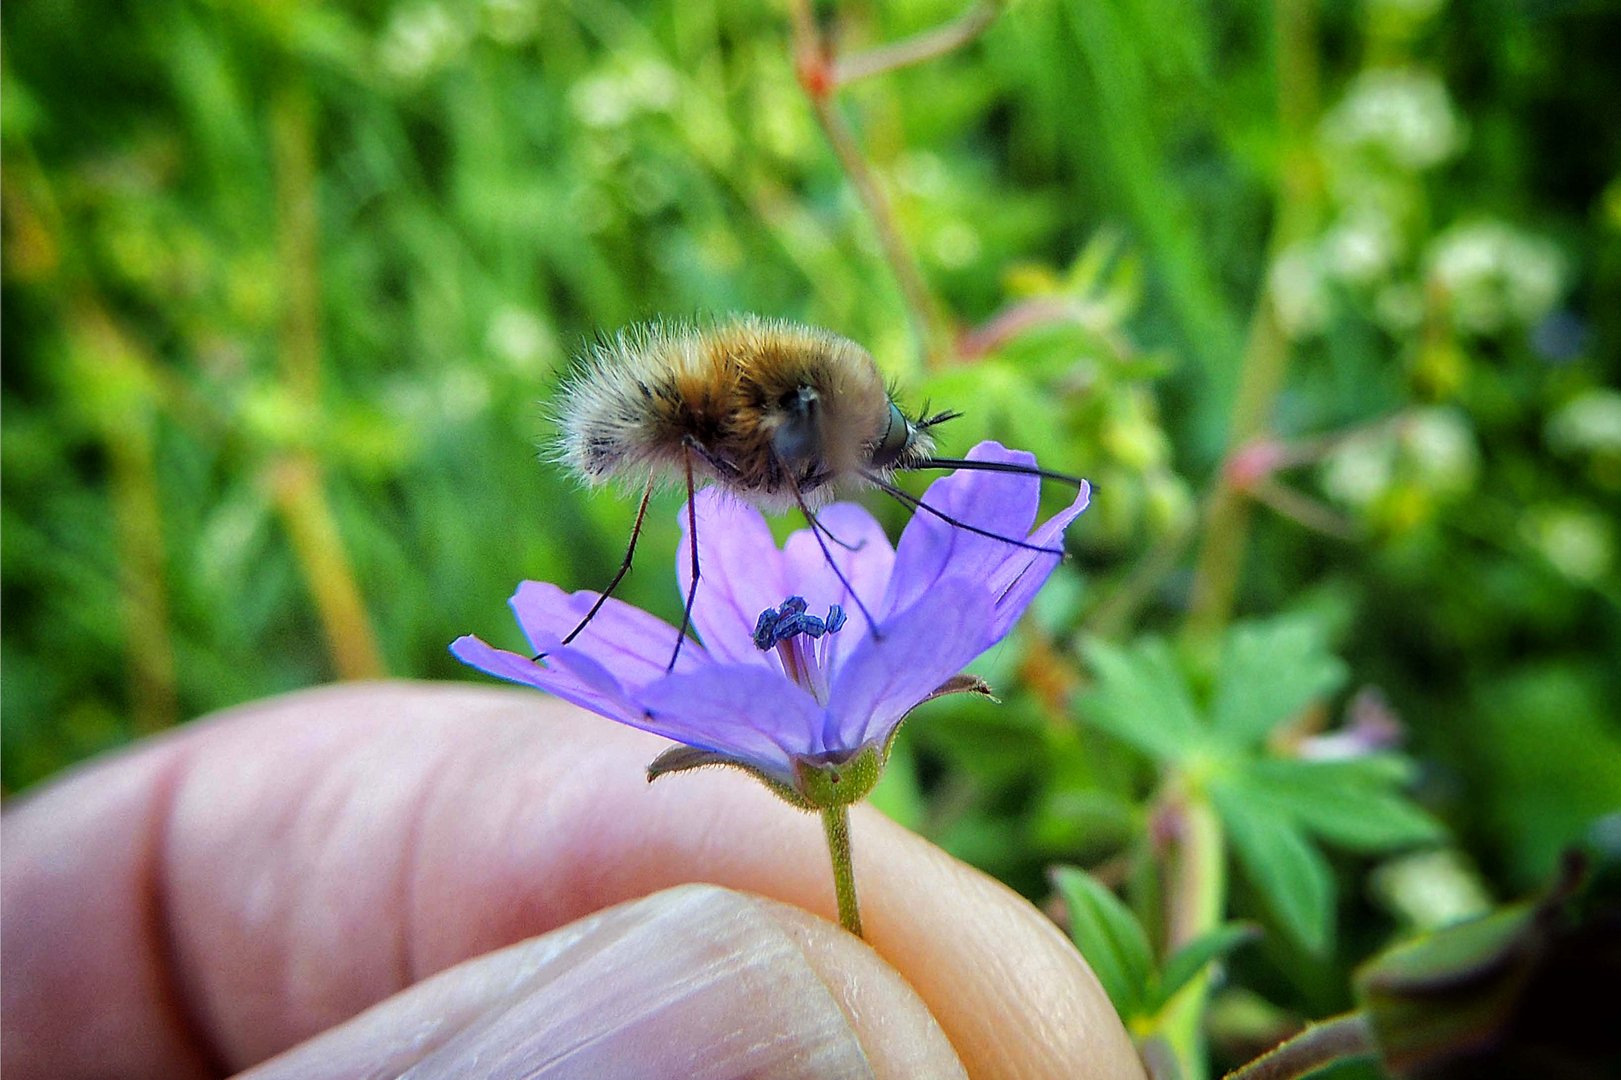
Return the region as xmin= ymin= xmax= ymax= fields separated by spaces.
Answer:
xmin=821 ymin=804 xmax=864 ymax=937
xmin=268 ymin=80 xmax=386 ymax=679
xmin=788 ymin=0 xmax=953 ymax=369
xmin=1185 ymin=0 xmax=1321 ymax=640
xmin=1223 ymin=1012 xmax=1376 ymax=1080
xmin=1158 ymin=791 xmax=1227 ymax=1080
xmin=268 ymin=459 xmax=386 ymax=679
xmin=832 ymin=0 xmax=1003 ymax=87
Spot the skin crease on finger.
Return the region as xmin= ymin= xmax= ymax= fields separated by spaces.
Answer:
xmin=0 ymin=681 xmax=1147 ymax=1080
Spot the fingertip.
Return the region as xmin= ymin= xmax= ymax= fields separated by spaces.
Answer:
xmin=753 ymin=896 xmax=967 ymax=1080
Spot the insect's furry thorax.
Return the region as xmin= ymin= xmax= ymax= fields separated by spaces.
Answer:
xmin=554 ymin=317 xmax=933 ymax=509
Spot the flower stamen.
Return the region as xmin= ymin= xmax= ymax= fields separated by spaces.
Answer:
xmin=754 ymin=596 xmax=847 ymax=705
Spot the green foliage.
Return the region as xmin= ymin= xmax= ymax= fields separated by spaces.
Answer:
xmin=1210 ymin=619 xmax=1347 ymax=749
xmin=1079 ymin=617 xmax=1444 ymax=954
xmin=1054 ymin=864 xmax=1157 ymax=1018
xmin=1213 ymin=783 xmax=1339 ymax=955
xmin=1055 ymin=863 xmax=1257 ymax=1021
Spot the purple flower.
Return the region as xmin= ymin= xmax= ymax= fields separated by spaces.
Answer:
xmin=452 ymin=441 xmax=1089 ymax=804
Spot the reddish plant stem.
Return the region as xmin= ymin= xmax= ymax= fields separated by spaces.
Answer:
xmin=1185 ymin=0 xmax=1322 ymax=640
xmin=788 ymin=0 xmax=968 ymax=368
xmin=832 ymin=1 xmax=1003 ymax=87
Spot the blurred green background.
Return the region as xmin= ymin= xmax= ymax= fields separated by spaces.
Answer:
xmin=4 ymin=0 xmax=1619 ymax=1064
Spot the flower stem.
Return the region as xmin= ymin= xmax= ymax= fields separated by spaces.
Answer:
xmin=267 ymin=79 xmax=386 ymax=680
xmin=831 ymin=0 xmax=1004 ymax=88
xmin=821 ymin=805 xmax=864 ymax=937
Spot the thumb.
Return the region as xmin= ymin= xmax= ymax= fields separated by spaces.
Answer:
xmin=241 ymin=885 xmax=964 ymax=1079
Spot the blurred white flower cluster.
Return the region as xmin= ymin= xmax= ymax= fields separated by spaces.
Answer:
xmin=377 ymin=4 xmax=468 ymax=84
xmin=1318 ymin=407 xmax=1480 ymax=527
xmin=1426 ymin=221 xmax=1566 ymax=335
xmin=1321 ymin=69 xmax=1465 ymax=174
xmin=1520 ymin=505 xmax=1615 ymax=584
xmin=1271 ymin=41 xmax=1569 ymax=349
xmin=569 ymin=58 xmax=680 ymax=129
xmin=377 ymin=0 xmax=542 ymax=84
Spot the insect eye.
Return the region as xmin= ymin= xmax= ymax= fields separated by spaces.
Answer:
xmin=869 ymin=401 xmax=912 ymax=468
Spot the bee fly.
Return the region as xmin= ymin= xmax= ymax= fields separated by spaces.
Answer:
xmin=547 ymin=315 xmax=1084 ymax=669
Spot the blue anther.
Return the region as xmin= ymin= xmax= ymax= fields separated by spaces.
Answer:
xmin=753 ymin=596 xmax=849 ymax=651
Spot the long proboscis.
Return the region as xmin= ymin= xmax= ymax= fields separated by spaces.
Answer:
xmin=861 ymin=470 xmax=1064 ymax=556
xmin=906 ymin=456 xmax=1088 ymax=489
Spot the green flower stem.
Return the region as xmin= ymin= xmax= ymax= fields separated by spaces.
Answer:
xmin=1158 ymin=791 xmax=1227 ymax=1080
xmin=821 ymin=804 xmax=865 ymax=937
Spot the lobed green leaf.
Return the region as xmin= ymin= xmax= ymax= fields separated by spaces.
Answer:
xmin=1210 ymin=617 xmax=1348 ymax=749
xmin=1212 ymin=783 xmax=1336 ymax=955
xmin=1078 ymin=637 xmax=1207 ymax=764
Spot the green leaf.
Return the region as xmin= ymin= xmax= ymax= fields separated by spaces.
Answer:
xmin=1079 ymin=637 xmax=1207 ymax=764
xmin=1154 ymin=921 xmax=1262 ymax=1008
xmin=1052 ymin=865 xmax=1154 ymax=1019
xmin=1210 ymin=617 xmax=1348 ymax=749
xmin=1239 ymin=759 xmax=1447 ymax=853
xmin=1212 ymin=783 xmax=1336 ymax=955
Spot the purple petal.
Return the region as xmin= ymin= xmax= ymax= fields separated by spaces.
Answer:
xmin=450 ymin=635 xmax=645 ymax=726
xmin=882 ymin=442 xmax=1043 ymax=619
xmin=826 ymin=578 xmax=997 ymax=750
xmin=780 ymin=502 xmax=897 ymax=674
xmin=509 ymin=581 xmax=706 ymax=686
xmin=984 ymin=479 xmax=1091 ymax=640
xmin=453 ymin=635 xmax=792 ymax=762
xmin=676 ymin=489 xmax=788 ymax=667
xmin=636 ymin=666 xmax=824 ymax=782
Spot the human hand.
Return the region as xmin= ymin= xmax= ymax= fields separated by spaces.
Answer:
xmin=3 ymin=682 xmax=1144 ymax=1079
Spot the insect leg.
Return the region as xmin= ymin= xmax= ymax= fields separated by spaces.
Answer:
xmin=667 ymin=444 xmax=701 ymax=672
xmin=862 ymin=470 xmax=1066 ymax=556
xmin=906 ymin=456 xmax=1087 ymax=488
xmin=533 ymin=476 xmax=656 ymax=661
xmin=805 ymin=502 xmax=867 ymax=552
xmin=794 ymin=488 xmax=885 ymax=641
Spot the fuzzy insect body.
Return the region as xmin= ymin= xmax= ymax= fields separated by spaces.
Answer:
xmin=545 ymin=315 xmax=1082 ymax=670
xmin=555 ymin=317 xmax=938 ymax=510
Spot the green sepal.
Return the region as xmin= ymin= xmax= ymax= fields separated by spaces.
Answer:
xmin=646 ymin=746 xmax=814 ymax=809
xmin=794 ymin=744 xmax=883 ymax=809
xmin=647 ymin=743 xmax=884 ymax=811
xmin=884 ymin=672 xmax=997 ymax=761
